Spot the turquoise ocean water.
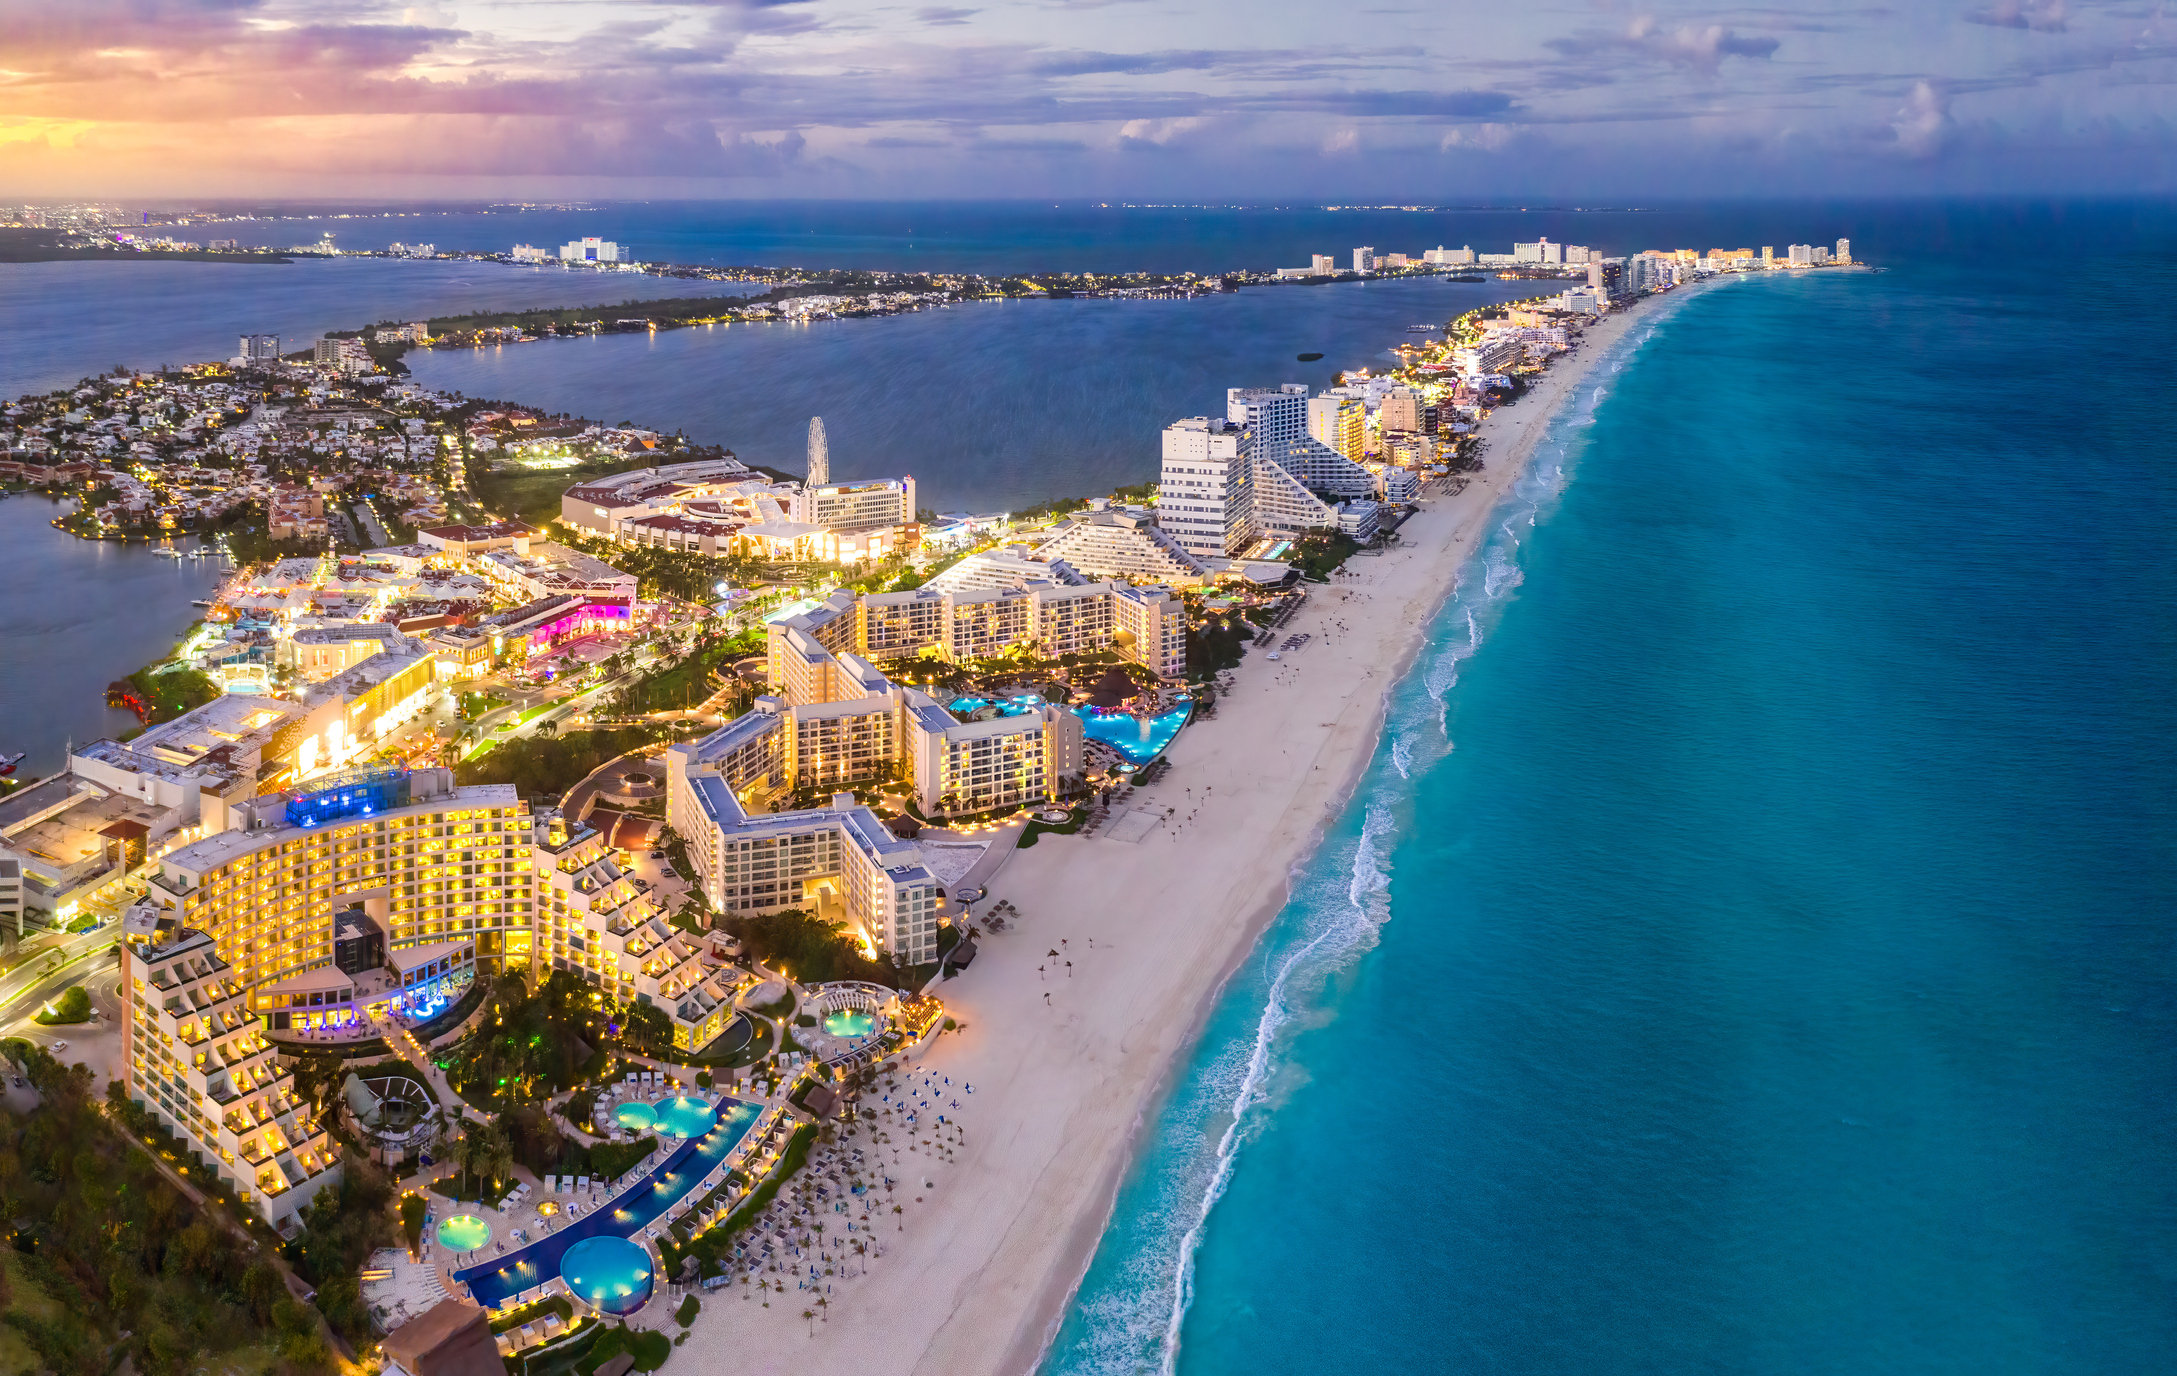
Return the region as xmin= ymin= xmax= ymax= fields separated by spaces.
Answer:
xmin=1045 ymin=225 xmax=2176 ymax=1373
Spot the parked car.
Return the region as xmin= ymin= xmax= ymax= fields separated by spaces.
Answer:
xmin=50 ymin=1041 xmax=68 ymax=1054
xmin=650 ymin=850 xmax=665 ymax=859
xmin=661 ymin=867 xmax=679 ymax=880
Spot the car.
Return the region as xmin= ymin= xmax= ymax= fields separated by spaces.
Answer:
xmin=50 ymin=1041 xmax=67 ymax=1053
xmin=10 ymin=1076 xmax=24 ymax=1088
xmin=649 ymin=850 xmax=665 ymax=859
xmin=660 ymin=867 xmax=679 ymax=880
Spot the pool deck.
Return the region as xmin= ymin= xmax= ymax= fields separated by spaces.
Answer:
xmin=449 ymin=1096 xmax=780 ymax=1314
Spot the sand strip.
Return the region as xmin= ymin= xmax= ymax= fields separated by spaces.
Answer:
xmin=684 ymin=281 xmax=1721 ymax=1375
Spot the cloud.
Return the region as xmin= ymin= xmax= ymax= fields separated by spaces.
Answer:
xmin=1116 ymin=115 xmax=1210 ymax=151
xmin=0 ymin=0 xmax=2168 ymax=196
xmin=1962 ymin=0 xmax=2068 ymax=30
xmin=1440 ymin=122 xmax=1515 ymax=152
xmin=970 ymin=135 xmax=1089 ymax=152
xmin=1889 ymin=79 xmax=1952 ymax=157
xmin=1547 ymin=17 xmax=1781 ymax=73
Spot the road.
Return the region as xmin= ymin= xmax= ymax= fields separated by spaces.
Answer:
xmin=3 ymin=936 xmax=125 ymax=1097
xmin=352 ymin=500 xmax=391 ymax=548
xmin=0 ymin=927 xmax=119 ymax=1026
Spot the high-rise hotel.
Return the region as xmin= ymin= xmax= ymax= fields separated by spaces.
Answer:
xmin=123 ymin=765 xmax=532 ymax=1228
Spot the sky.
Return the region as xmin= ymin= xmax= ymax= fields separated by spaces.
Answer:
xmin=0 ymin=0 xmax=2170 ymax=199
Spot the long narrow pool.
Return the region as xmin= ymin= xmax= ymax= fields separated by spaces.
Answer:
xmin=455 ymin=1098 xmax=760 ymax=1310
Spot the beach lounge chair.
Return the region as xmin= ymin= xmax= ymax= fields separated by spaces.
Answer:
xmin=497 ymin=1334 xmax=516 ymax=1357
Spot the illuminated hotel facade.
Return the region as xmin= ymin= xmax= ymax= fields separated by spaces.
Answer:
xmin=126 ymin=767 xmax=535 ymax=1223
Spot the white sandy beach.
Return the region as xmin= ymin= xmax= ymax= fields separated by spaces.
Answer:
xmin=682 ymin=283 xmax=1714 ymax=1375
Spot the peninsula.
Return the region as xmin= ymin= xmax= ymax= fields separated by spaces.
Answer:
xmin=0 ymin=235 xmax=1831 ymax=1376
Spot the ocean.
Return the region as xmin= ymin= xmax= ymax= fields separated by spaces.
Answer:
xmin=2 ymin=201 xmax=2169 ymax=1369
xmin=1042 ymin=209 xmax=2177 ymax=1374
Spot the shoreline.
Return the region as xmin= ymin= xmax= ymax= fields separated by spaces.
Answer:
xmin=679 ymin=277 xmax=1729 ymax=1375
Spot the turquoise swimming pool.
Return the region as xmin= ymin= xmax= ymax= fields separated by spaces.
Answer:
xmin=823 ymin=1009 xmax=877 ymax=1039
xmin=437 ymin=1215 xmax=491 ymax=1252
xmin=559 ymin=1235 xmax=654 ymax=1316
xmin=458 ymin=1099 xmax=761 ymax=1311
xmin=1076 ymin=703 xmax=1192 ymax=765
xmin=649 ymin=1095 xmax=718 ymax=1139
xmin=948 ymin=697 xmax=1193 ymax=766
xmin=613 ymin=1101 xmax=656 ymax=1131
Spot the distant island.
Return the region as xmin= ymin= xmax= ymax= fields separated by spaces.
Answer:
xmin=0 ymin=227 xmax=293 ymax=264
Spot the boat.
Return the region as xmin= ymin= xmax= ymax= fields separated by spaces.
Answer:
xmin=1407 ymin=324 xmax=1438 ymax=332
xmin=0 ymin=752 xmax=22 ymax=776
xmin=152 ymin=548 xmax=183 ymax=558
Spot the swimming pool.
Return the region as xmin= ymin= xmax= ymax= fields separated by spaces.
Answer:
xmin=948 ymin=693 xmax=1050 ymax=717
xmin=948 ymin=697 xmax=1194 ymax=766
xmin=559 ymin=1235 xmax=654 ymax=1316
xmin=649 ymin=1095 xmax=718 ymax=1139
xmin=456 ymin=1099 xmax=761 ymax=1310
xmin=437 ymin=1215 xmax=491 ymax=1252
xmin=823 ymin=1010 xmax=877 ymax=1039
xmin=1076 ymin=702 xmax=1192 ymax=765
xmin=613 ymin=1101 xmax=656 ymax=1131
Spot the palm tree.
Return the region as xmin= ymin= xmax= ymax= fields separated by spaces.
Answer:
xmin=802 ymin=1308 xmax=816 ymax=1337
xmin=292 ymin=1050 xmax=345 ymax=1127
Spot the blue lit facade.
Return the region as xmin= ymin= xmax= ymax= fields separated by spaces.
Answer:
xmin=284 ymin=766 xmax=411 ymax=828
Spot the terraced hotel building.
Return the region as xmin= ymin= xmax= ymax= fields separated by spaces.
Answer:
xmin=124 ymin=766 xmax=534 ymax=1226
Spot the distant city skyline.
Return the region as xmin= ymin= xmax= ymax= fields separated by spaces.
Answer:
xmin=2 ymin=1 xmax=2168 ymax=199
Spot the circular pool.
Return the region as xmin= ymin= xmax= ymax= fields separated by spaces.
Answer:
xmin=649 ymin=1094 xmax=717 ymax=1139
xmin=436 ymin=1215 xmax=491 ymax=1252
xmin=560 ymin=1235 xmax=654 ymax=1316
xmin=613 ymin=1101 xmax=656 ymax=1131
xmin=823 ymin=1009 xmax=877 ymax=1040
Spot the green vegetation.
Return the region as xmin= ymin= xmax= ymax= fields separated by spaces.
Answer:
xmin=490 ymin=1293 xmax=575 ymax=1335
xmin=1186 ymin=609 xmax=1255 ymax=679
xmin=32 ymin=985 xmax=92 ymax=1024
xmin=613 ymin=628 xmax=762 ymax=716
xmin=674 ymin=1293 xmax=700 ymax=1327
xmin=471 ymin=453 xmax=623 ymax=527
xmin=402 ymin=1192 xmax=428 ymax=1254
xmin=126 ymin=663 xmax=221 ymax=724
xmin=724 ymin=907 xmax=899 ymax=987
xmin=570 ymin=1134 xmax=660 ymax=1183
xmin=459 ymin=690 xmax=511 ymax=718
xmin=581 ymin=1322 xmax=674 ymax=1373
xmin=0 ymin=1039 xmax=343 ymax=1376
xmin=456 ymin=723 xmax=703 ymax=800
xmin=444 ymin=969 xmax=606 ymax=1107
xmin=1285 ymin=529 xmax=1362 ymax=582
xmin=1015 ymin=807 xmax=1086 ymax=850
xmin=279 ymin=1152 xmax=398 ymax=1342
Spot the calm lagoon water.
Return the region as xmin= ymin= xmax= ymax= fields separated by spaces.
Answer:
xmin=0 ymin=498 xmax=227 ymax=775
xmin=402 ymin=276 xmax=1528 ymax=511
xmin=0 ymin=256 xmax=748 ymax=398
